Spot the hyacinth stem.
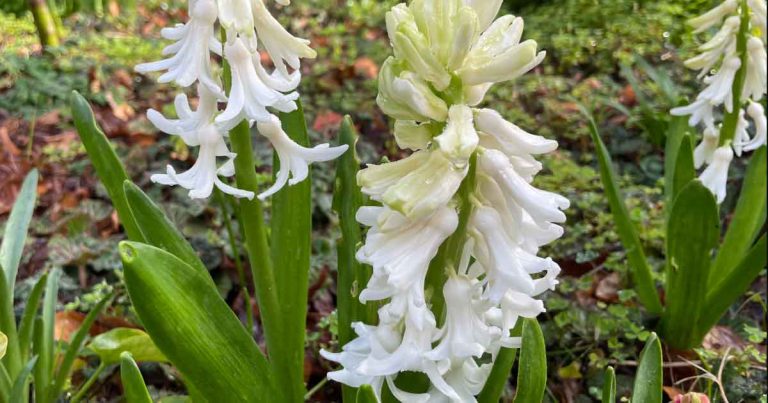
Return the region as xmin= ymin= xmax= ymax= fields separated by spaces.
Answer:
xmin=719 ymin=0 xmax=751 ymax=146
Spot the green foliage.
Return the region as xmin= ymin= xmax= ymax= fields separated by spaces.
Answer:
xmin=631 ymin=333 xmax=662 ymax=403
xmin=513 ymin=319 xmax=548 ymax=403
xmin=87 ymin=328 xmax=165 ymax=365
xmin=120 ymin=352 xmax=153 ymax=403
xmin=601 ymin=367 xmax=616 ymax=403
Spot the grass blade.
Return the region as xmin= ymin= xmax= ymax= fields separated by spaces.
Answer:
xmin=49 ymin=293 xmax=111 ymax=401
xmin=699 ymin=234 xmax=767 ymax=340
xmin=632 ymin=333 xmax=662 ymax=403
xmin=0 ymin=169 xmax=37 ymax=297
xmin=17 ymin=274 xmax=48 ymax=365
xmin=70 ymin=91 xmax=143 ymax=242
xmin=34 ymin=268 xmax=60 ymax=403
xmin=512 ymin=319 xmax=547 ymax=403
xmin=270 ymin=103 xmax=312 ymax=402
xmin=120 ymin=352 xmax=152 ymax=403
xmin=119 ymin=241 xmax=279 ymax=402
xmin=711 ymin=146 xmax=767 ymax=287
xmin=10 ymin=356 xmax=37 ymax=403
xmin=123 ymin=182 xmax=210 ymax=281
xmin=660 ymin=181 xmax=720 ymax=349
xmin=583 ymin=108 xmax=663 ymax=315
xmin=602 ymin=367 xmax=616 ymax=403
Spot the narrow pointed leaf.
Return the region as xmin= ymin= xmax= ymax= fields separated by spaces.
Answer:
xmin=602 ymin=367 xmax=616 ymax=403
xmin=88 ymin=328 xmax=166 ymax=365
xmin=711 ymin=146 xmax=767 ymax=287
xmin=0 ymin=169 xmax=37 ymax=295
xmin=356 ymin=385 xmax=378 ymax=403
xmin=123 ymin=181 xmax=209 ymax=280
xmin=0 ymin=267 xmax=19 ymax=378
xmin=661 ymin=181 xmax=719 ymax=349
xmin=584 ymin=108 xmax=662 ymax=314
xmin=664 ymin=116 xmax=693 ymax=203
xmin=70 ymin=91 xmax=143 ymax=241
xmin=18 ymin=274 xmax=48 ymax=364
xmin=119 ymin=241 xmax=279 ymax=402
xmin=10 ymin=356 xmax=37 ymax=403
xmin=120 ymin=352 xmax=153 ymax=403
xmin=271 ymin=103 xmax=312 ymax=402
xmin=670 ymin=135 xmax=695 ymax=202
xmin=477 ymin=347 xmax=517 ymax=403
xmin=49 ymin=293 xmax=111 ymax=400
xmin=0 ymin=359 xmax=11 ymax=403
xmin=512 ymin=319 xmax=547 ymax=403
xmin=632 ymin=333 xmax=662 ymax=403
xmin=35 ymin=269 xmax=60 ymax=403
xmin=699 ymin=234 xmax=767 ymax=338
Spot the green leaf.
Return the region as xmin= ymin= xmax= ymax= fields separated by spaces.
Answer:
xmin=477 ymin=347 xmax=517 ymax=403
xmin=632 ymin=333 xmax=662 ymax=403
xmin=356 ymin=385 xmax=378 ymax=403
xmin=120 ymin=352 xmax=153 ymax=403
xmin=711 ymin=146 xmax=767 ymax=287
xmin=10 ymin=356 xmax=37 ymax=403
xmin=119 ymin=241 xmax=280 ymax=402
xmin=88 ymin=328 xmax=166 ymax=365
xmin=660 ymin=181 xmax=720 ymax=349
xmin=271 ymin=103 xmax=312 ymax=402
xmin=512 ymin=319 xmax=547 ymax=403
xmin=0 ymin=332 xmax=6 ymax=360
xmin=0 ymin=169 xmax=37 ymax=296
xmin=670 ymin=134 xmax=695 ymax=203
xmin=70 ymin=91 xmax=143 ymax=242
xmin=583 ymin=108 xmax=662 ymax=315
xmin=334 ymin=116 xmax=374 ymax=352
xmin=35 ymin=269 xmax=61 ymax=403
xmin=49 ymin=293 xmax=112 ymax=401
xmin=699 ymin=234 xmax=767 ymax=339
xmin=602 ymin=367 xmax=616 ymax=403
xmin=18 ymin=273 xmax=48 ymax=364
xmin=0 ymin=359 xmax=11 ymax=403
xmin=0 ymin=266 xmax=19 ymax=379
xmin=123 ymin=182 xmax=209 ymax=280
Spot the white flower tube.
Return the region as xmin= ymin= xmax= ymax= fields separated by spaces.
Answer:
xmin=699 ymin=145 xmax=734 ymax=203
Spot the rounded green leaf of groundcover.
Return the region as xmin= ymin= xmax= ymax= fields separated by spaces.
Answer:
xmin=119 ymin=241 xmax=280 ymax=402
xmin=88 ymin=328 xmax=166 ymax=365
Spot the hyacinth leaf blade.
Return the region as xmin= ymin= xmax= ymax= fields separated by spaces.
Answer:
xmin=33 ymin=268 xmax=60 ymax=403
xmin=48 ymin=292 xmax=111 ymax=402
xmin=355 ymin=385 xmax=378 ymax=403
xmin=9 ymin=356 xmax=37 ymax=403
xmin=0 ymin=269 xmax=18 ymax=385
xmin=119 ymin=241 xmax=280 ymax=402
xmin=699 ymin=234 xmax=767 ymax=341
xmin=271 ymin=101 xmax=313 ymax=402
xmin=123 ymin=181 xmax=212 ymax=284
xmin=70 ymin=91 xmax=144 ymax=242
xmin=661 ymin=180 xmax=719 ymax=349
xmin=631 ymin=333 xmax=662 ymax=403
xmin=670 ymin=134 xmax=696 ymax=202
xmin=583 ymin=106 xmax=663 ymax=315
xmin=512 ymin=319 xmax=547 ymax=403
xmin=0 ymin=168 xmax=37 ymax=300
xmin=710 ymin=146 xmax=767 ymax=287
xmin=0 ymin=343 xmax=9 ymax=401
xmin=333 ymin=116 xmax=374 ymax=403
xmin=120 ymin=353 xmax=153 ymax=403
xmin=17 ymin=273 xmax=47 ymax=366
xmin=478 ymin=320 xmax=522 ymax=403
xmin=601 ymin=367 xmax=616 ymax=403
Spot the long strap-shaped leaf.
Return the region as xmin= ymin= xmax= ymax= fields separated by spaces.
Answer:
xmin=270 ymin=104 xmax=312 ymax=402
xmin=10 ymin=356 xmax=38 ymax=403
xmin=664 ymin=116 xmax=693 ymax=204
xmin=17 ymin=274 xmax=47 ymax=366
xmin=660 ymin=181 xmax=720 ymax=350
xmin=710 ymin=146 xmax=767 ymax=287
xmin=601 ymin=367 xmax=616 ymax=403
xmin=670 ymin=135 xmax=695 ymax=203
xmin=584 ymin=109 xmax=663 ymax=315
xmin=0 ymin=266 xmax=20 ymax=380
xmin=70 ymin=91 xmax=144 ymax=242
xmin=119 ymin=241 xmax=280 ymax=402
xmin=120 ymin=352 xmax=153 ymax=403
xmin=512 ymin=319 xmax=547 ymax=403
xmin=34 ymin=268 xmax=60 ymax=403
xmin=698 ymin=234 xmax=767 ymax=340
xmin=631 ymin=333 xmax=662 ymax=403
xmin=0 ymin=169 xmax=37 ymax=298
xmin=477 ymin=347 xmax=517 ymax=403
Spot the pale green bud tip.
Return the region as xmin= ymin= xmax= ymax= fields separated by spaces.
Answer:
xmin=459 ymin=40 xmax=544 ymax=86
xmin=394 ymin=121 xmax=436 ymax=150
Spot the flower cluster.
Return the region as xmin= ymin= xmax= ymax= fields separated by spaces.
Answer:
xmin=321 ymin=1 xmax=568 ymax=401
xmin=671 ymin=0 xmax=767 ymax=203
xmin=136 ymin=0 xmax=347 ymax=200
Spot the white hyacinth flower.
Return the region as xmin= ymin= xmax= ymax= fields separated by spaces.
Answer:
xmin=255 ymin=115 xmax=348 ymax=200
xmin=731 ymin=108 xmax=750 ymax=156
xmin=684 ymin=15 xmax=739 ymax=78
xmin=699 ymin=145 xmax=734 ymax=203
xmin=251 ymin=0 xmax=316 ymax=76
xmin=699 ymin=56 xmax=742 ymax=111
xmin=740 ymin=101 xmax=768 ymax=152
xmin=694 ymin=126 xmax=721 ymax=169
xmin=135 ymin=0 xmax=224 ymax=97
xmin=688 ymin=0 xmax=738 ymax=33
xmin=743 ymin=36 xmax=767 ymax=101
xmin=748 ymin=0 xmax=767 ymax=41
xmin=671 ymin=99 xmax=716 ymax=129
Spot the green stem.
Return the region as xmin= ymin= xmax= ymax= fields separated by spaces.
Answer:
xmin=214 ymin=189 xmax=254 ymax=331
xmin=70 ymin=362 xmax=106 ymax=403
xmin=719 ymin=0 xmax=751 ymax=146
xmin=28 ymin=0 xmax=61 ymax=48
xmin=228 ymin=122 xmax=283 ymax=369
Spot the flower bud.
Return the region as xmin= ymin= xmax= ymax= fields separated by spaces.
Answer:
xmin=377 ymin=58 xmax=449 ymax=122
xmin=435 ymin=105 xmax=479 ymax=164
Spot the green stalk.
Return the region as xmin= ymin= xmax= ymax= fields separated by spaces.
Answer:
xmin=70 ymin=362 xmax=106 ymax=403
xmin=718 ymin=0 xmax=751 ymax=146
xmin=228 ymin=122 xmax=283 ymax=369
xmin=28 ymin=0 xmax=60 ymax=48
